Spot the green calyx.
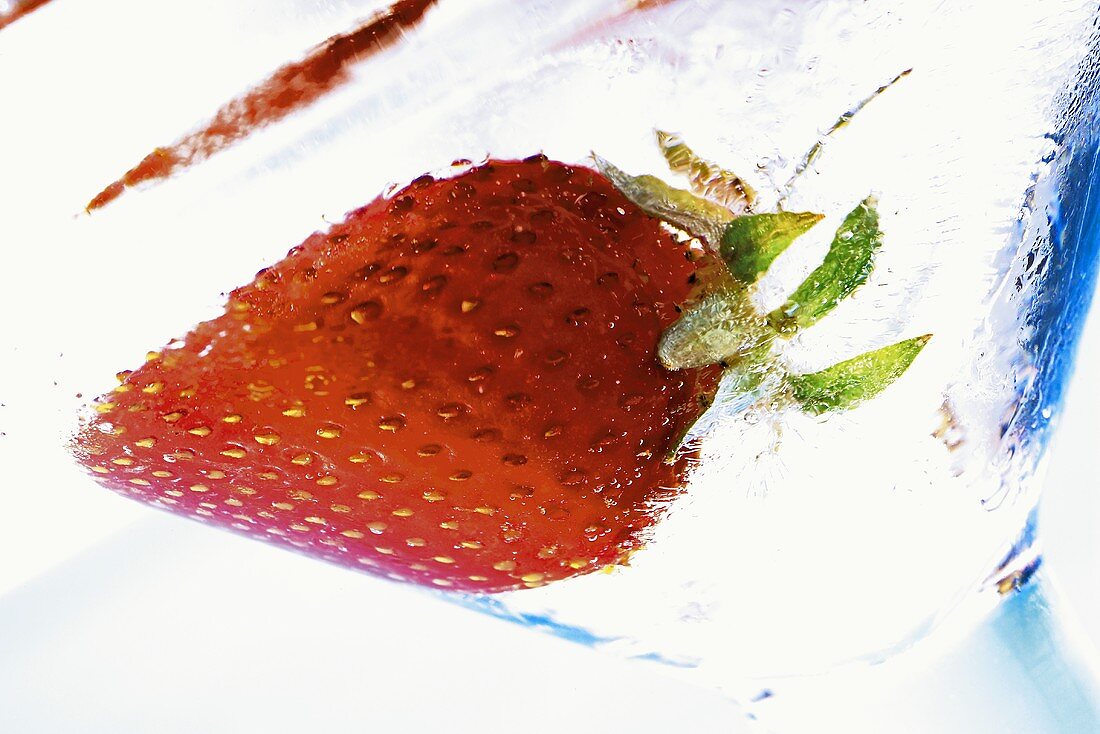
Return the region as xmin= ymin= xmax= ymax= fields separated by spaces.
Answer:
xmin=595 ymin=117 xmax=928 ymax=461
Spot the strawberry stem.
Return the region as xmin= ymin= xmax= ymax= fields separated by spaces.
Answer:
xmin=776 ymin=68 xmax=911 ymax=209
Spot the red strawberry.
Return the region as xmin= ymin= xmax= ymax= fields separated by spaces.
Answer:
xmin=72 ymin=156 xmax=718 ymax=593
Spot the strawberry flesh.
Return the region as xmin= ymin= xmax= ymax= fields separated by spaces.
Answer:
xmin=72 ymin=158 xmax=716 ymax=593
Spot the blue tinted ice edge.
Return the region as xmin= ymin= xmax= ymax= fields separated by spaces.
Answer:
xmin=450 ymin=593 xmax=701 ymax=668
xmin=1012 ymin=104 xmax=1100 ymax=448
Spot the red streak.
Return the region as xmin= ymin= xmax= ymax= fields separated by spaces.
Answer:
xmin=0 ymin=0 xmax=52 ymax=31
xmin=553 ymin=0 xmax=685 ymax=53
xmin=86 ymin=0 xmax=438 ymax=212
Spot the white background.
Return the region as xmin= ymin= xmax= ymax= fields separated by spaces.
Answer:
xmin=0 ymin=1 xmax=1096 ymax=731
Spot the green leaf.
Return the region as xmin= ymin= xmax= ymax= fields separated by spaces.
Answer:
xmin=787 ymin=335 xmax=931 ymax=414
xmin=592 ymin=154 xmax=734 ymax=245
xmin=767 ymin=196 xmax=882 ymax=335
xmin=719 ymin=211 xmax=824 ymax=284
xmin=657 ymin=289 xmax=769 ymax=370
xmin=655 ymin=130 xmax=756 ymax=213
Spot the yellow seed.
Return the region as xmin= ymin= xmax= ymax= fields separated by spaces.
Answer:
xmin=172 ymin=449 xmax=195 ymax=460
xmin=129 ymin=478 xmax=151 ymax=486
xmin=135 ymin=437 xmax=156 ymax=448
xmin=431 ymin=579 xmax=454 ymax=587
xmin=392 ymin=508 xmax=414 ymax=518
xmin=367 ymin=521 xmax=388 ymax=534
xmin=375 ymin=547 xmax=395 ymax=555
xmin=406 ymin=537 xmax=426 ymax=547
xmin=151 ymin=470 xmax=173 ymax=478
xmin=142 ymin=382 xmax=164 ymax=394
xmin=161 ymin=412 xmax=184 ymax=423
xmin=330 ymin=504 xmax=351 ymax=514
xmin=205 ymin=470 xmax=226 ymax=480
xmin=111 ymin=457 xmax=134 ymax=466
xmin=381 ymin=475 xmax=404 ymax=484
xmin=165 ymin=490 xmax=184 ymax=498
xmin=401 ymin=379 xmax=417 ymax=390
xmin=317 ymin=426 xmax=341 ymax=439
xmin=357 ymin=490 xmax=380 ymax=501
xmin=460 ymin=541 xmax=483 ymax=550
xmin=179 ymin=387 xmax=197 ymax=399
xmin=266 ymin=528 xmax=286 ymax=536
xmin=289 ymin=489 xmax=314 ymax=501
xmin=281 ymin=407 xmax=306 ymax=418
xmin=254 ymin=433 xmax=280 ymax=446
xmin=439 ymin=521 xmax=458 ymax=530
xmin=189 ymin=485 xmax=209 ymax=493
xmin=95 ymin=403 xmax=116 ymax=414
xmin=433 ymin=556 xmax=455 ymax=564
xmin=236 ymin=487 xmax=257 ymax=496
xmin=257 ymin=472 xmax=279 ymax=480
xmin=348 ymin=453 xmax=373 ymax=464
xmin=289 ymin=524 xmax=310 ymax=532
xmin=422 ymin=490 xmax=445 ymax=502
xmin=146 ymin=351 xmax=161 ymax=362
xmin=341 ymin=529 xmax=365 ymax=539
xmin=290 ymin=454 xmax=312 ymax=466
xmin=450 ymin=471 xmax=472 ymax=481
xmin=344 ymin=394 xmax=371 ymax=408
xmin=196 ymin=509 xmax=214 ymax=517
xmin=492 ymin=560 xmax=516 ymax=572
xmin=409 ymin=564 xmax=429 ymax=571
xmin=294 ymin=321 xmax=318 ymax=332
xmin=272 ymin=502 xmax=295 ymax=511
xmin=304 ymin=516 xmax=327 ymax=525
xmin=113 ymin=384 xmax=132 ymax=393
xmin=468 ymin=575 xmax=488 ymax=582
xmin=474 ymin=506 xmax=496 ymax=516
xmin=91 ymin=466 xmax=110 ymax=474
xmin=224 ymin=498 xmax=244 ymax=507
xmin=520 ymin=573 xmax=544 ymax=583
xmin=221 ymin=448 xmax=247 ymax=459
xmin=222 ymin=414 xmax=243 ymax=424
xmin=187 ymin=426 xmax=212 ymax=437
xmin=461 ymin=299 xmax=479 ymax=313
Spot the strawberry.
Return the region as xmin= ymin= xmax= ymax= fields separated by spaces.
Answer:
xmin=71 ymin=156 xmax=720 ymax=593
xmin=73 ymin=78 xmax=929 ymax=595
